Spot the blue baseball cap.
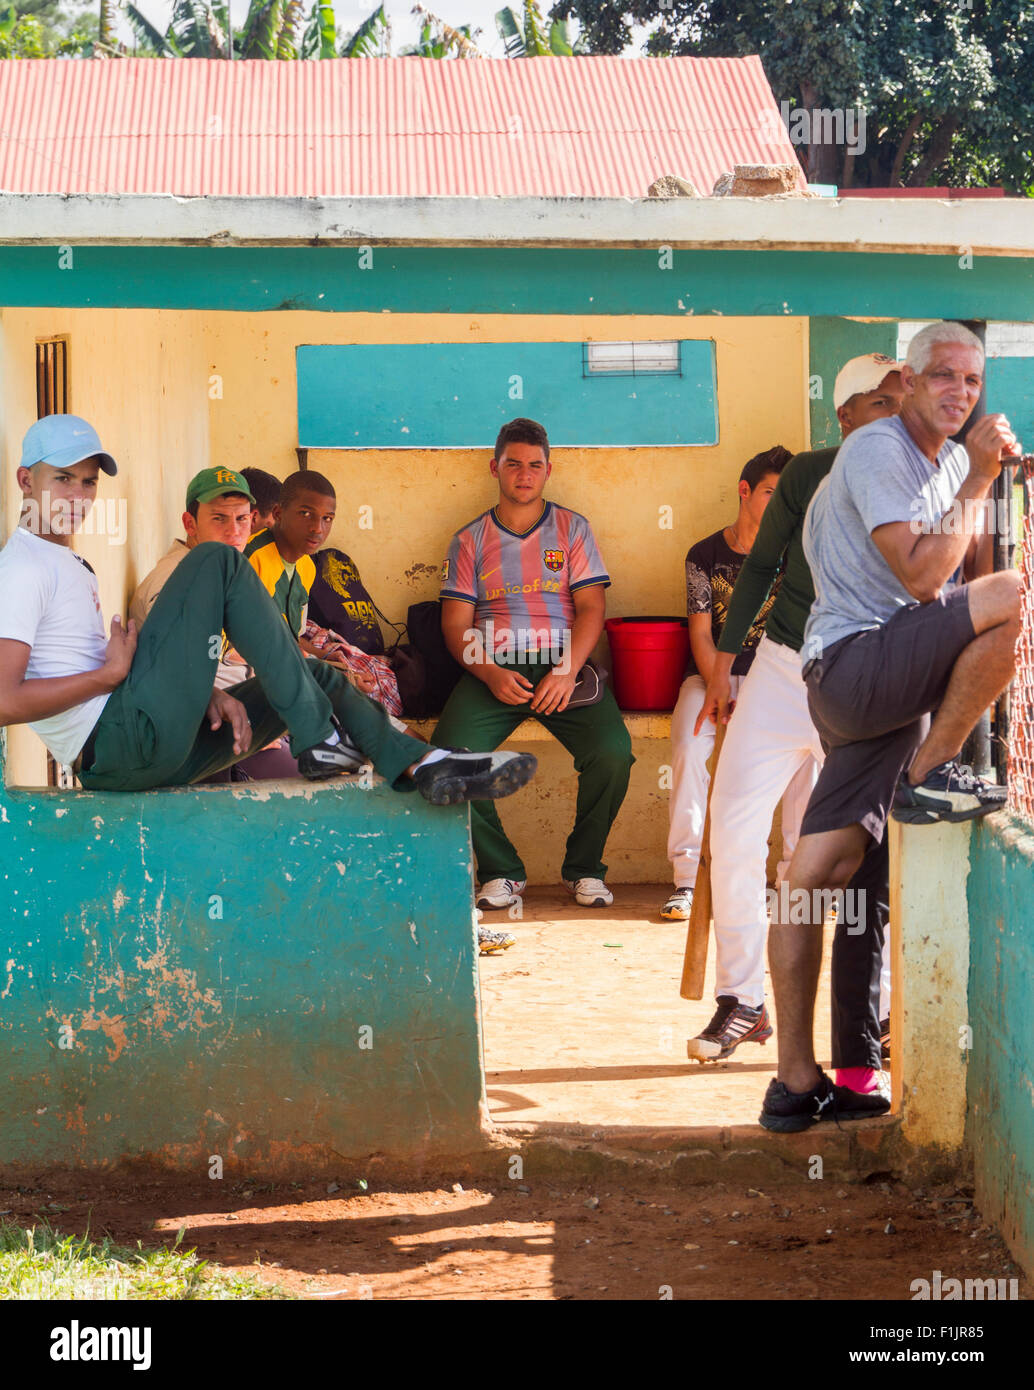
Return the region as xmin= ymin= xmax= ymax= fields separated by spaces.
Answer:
xmin=19 ymin=414 xmax=117 ymax=476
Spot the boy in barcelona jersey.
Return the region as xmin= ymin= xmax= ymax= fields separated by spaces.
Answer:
xmin=434 ymin=417 xmax=633 ymax=912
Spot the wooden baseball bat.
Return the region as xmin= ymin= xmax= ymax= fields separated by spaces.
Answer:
xmin=679 ymin=719 xmax=727 ymax=1000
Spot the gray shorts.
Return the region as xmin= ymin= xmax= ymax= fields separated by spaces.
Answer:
xmin=801 ymin=587 xmax=976 ymax=843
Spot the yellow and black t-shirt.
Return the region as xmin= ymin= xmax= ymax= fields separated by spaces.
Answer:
xmin=307 ymin=548 xmax=385 ymax=655
xmin=244 ymin=530 xmax=316 ymax=638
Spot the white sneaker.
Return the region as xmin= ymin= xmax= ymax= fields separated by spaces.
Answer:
xmin=563 ymin=877 xmax=613 ymax=908
xmin=660 ymin=886 xmax=694 ymax=920
xmin=476 ymin=877 xmax=527 ymax=910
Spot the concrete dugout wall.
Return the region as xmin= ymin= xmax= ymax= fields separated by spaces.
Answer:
xmin=966 ymin=814 xmax=1034 ymax=1279
xmin=0 ymin=757 xmax=485 ymax=1171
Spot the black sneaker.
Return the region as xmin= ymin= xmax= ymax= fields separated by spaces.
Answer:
xmin=759 ymin=1069 xmax=890 ymax=1133
xmin=413 ymin=750 xmax=537 ymax=806
xmin=686 ymin=995 xmax=773 ymax=1061
xmin=892 ymin=760 xmax=1006 ymax=825
xmin=297 ymin=730 xmax=367 ymax=780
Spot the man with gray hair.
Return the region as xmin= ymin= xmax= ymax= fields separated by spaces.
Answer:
xmin=760 ymin=320 xmax=1020 ymax=1133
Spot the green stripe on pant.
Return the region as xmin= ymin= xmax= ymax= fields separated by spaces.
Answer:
xmin=432 ymin=662 xmax=633 ymax=883
xmin=80 ymin=542 xmax=429 ymax=792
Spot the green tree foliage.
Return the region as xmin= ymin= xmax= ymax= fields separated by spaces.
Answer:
xmin=0 ymin=4 xmax=46 ymax=53
xmin=121 ymin=0 xmax=355 ymax=59
xmin=300 ymin=0 xmax=335 ymax=57
xmin=497 ymin=1 xmax=582 ymax=56
xmin=0 ymin=0 xmax=97 ymax=53
xmin=552 ymin=0 xmax=1034 ymax=193
xmin=402 ymin=3 xmax=482 ymax=58
xmin=338 ymin=1 xmax=389 ymax=56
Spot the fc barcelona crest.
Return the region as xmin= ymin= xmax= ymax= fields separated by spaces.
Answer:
xmin=543 ymin=549 xmax=565 ymax=572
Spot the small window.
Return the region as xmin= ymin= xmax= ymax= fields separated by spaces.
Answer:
xmin=986 ymin=322 xmax=1034 ymax=359
xmin=583 ymin=340 xmax=681 ymax=377
xmin=36 ymin=336 xmax=69 ymax=417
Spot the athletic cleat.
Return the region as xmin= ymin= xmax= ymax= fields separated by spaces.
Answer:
xmin=476 ymin=878 xmax=527 ymax=910
xmin=660 ymin=887 xmax=694 ymax=920
xmin=478 ymin=925 xmax=516 ymax=955
xmin=880 ymin=1016 xmax=891 ymax=1063
xmin=413 ymin=750 xmax=537 ymax=806
xmin=759 ymin=1069 xmax=890 ymax=1133
xmin=562 ymin=877 xmax=613 ymax=908
xmin=892 ymin=760 xmax=1006 ymax=825
xmin=297 ymin=729 xmax=367 ymax=780
xmin=687 ymin=995 xmax=772 ymax=1061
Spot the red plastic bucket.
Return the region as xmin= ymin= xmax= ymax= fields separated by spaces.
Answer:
xmin=605 ymin=616 xmax=690 ymax=712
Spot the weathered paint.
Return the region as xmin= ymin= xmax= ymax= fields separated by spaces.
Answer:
xmin=0 ymin=246 xmax=1032 ymax=319
xmin=966 ymin=814 xmax=1034 ymax=1279
xmin=0 ymin=752 xmax=486 ymax=1170
xmin=887 ymin=819 xmax=971 ymax=1156
xmin=3 ymin=192 xmax=1034 ymax=260
xmin=1 ymin=306 xmax=809 ymax=876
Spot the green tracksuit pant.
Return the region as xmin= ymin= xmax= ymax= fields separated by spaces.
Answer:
xmin=79 ymin=542 xmax=429 ymax=792
xmin=433 ymin=662 xmax=633 ymax=883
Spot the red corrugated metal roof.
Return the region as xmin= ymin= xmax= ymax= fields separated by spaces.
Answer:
xmin=0 ymin=56 xmax=802 ymax=197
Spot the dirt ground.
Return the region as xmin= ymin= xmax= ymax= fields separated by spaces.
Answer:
xmin=6 ymin=885 xmax=1017 ymax=1302
xmin=481 ymin=884 xmax=836 ymax=1128
xmin=1 ymin=1171 xmax=1024 ymax=1301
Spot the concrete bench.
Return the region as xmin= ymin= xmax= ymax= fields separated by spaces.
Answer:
xmin=409 ymin=712 xmax=674 ymax=742
xmin=0 ymin=741 xmax=485 ymax=1173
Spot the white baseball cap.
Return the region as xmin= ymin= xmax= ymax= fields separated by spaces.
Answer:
xmin=833 ymin=353 xmax=904 ymax=411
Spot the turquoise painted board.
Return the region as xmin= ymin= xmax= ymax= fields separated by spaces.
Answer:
xmin=808 ymin=317 xmax=899 ymax=449
xmin=987 ymin=358 xmax=1034 ymax=442
xmin=966 ymin=817 xmax=1034 ymax=1278
xmin=296 ymin=341 xmax=718 ymax=448
xmin=0 ymin=763 xmax=485 ymax=1170
xmin=0 ymin=247 xmax=1032 ymax=319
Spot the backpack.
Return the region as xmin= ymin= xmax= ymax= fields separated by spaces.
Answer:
xmin=387 ymin=600 xmax=463 ymax=719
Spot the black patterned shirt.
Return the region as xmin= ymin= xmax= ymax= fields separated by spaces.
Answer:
xmin=685 ymin=528 xmax=781 ymax=677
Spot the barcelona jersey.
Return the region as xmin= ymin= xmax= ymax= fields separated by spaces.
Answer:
xmin=440 ymin=501 xmax=609 ymax=656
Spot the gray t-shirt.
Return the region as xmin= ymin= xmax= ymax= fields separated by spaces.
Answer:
xmin=801 ymin=414 xmax=970 ymax=663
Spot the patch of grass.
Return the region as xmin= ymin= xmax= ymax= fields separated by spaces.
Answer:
xmin=0 ymin=1220 xmax=294 ymax=1300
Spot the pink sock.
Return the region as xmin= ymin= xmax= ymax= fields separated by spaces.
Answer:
xmin=836 ymin=1066 xmax=878 ymax=1093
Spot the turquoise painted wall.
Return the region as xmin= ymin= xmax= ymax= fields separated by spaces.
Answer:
xmin=808 ymin=317 xmax=899 ymax=448
xmin=987 ymin=358 xmax=1034 ymax=443
xmin=0 ymin=247 xmax=1032 ymax=319
xmin=0 ymin=758 xmax=484 ymax=1170
xmin=966 ymin=816 xmax=1034 ymax=1278
xmin=297 ymin=340 xmax=718 ymax=448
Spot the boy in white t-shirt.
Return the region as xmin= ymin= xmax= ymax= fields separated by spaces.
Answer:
xmin=0 ymin=414 xmax=536 ymax=805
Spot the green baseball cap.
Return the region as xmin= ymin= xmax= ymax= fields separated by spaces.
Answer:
xmin=185 ymin=467 xmax=256 ymax=509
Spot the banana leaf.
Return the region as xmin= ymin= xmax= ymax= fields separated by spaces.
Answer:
xmin=340 ymin=2 xmax=386 ymax=57
xmin=495 ymin=5 xmax=523 ymax=58
xmin=239 ymin=0 xmax=283 ymax=59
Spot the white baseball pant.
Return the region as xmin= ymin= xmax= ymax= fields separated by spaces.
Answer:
xmin=667 ymin=672 xmax=744 ymax=889
xmin=708 ymin=635 xmax=822 ymax=1008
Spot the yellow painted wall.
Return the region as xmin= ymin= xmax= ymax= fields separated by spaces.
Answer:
xmin=204 ymin=311 xmax=808 ymax=883
xmin=204 ymin=313 xmax=809 ymax=623
xmin=0 ymin=308 xmax=209 ymax=787
xmin=2 ymin=307 xmax=807 ymax=885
